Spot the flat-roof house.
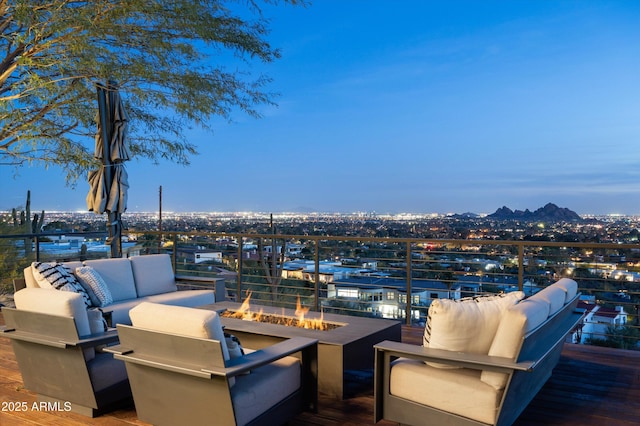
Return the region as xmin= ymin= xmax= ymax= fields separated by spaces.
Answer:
xmin=573 ymin=300 xmax=629 ymax=344
xmin=328 ymin=276 xmax=461 ymax=322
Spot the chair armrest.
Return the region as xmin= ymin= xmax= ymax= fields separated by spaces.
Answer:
xmin=105 ymin=337 xmax=318 ymax=380
xmin=374 ymin=340 xmax=535 ymax=373
xmin=175 ymin=274 xmax=218 ymax=282
xmin=220 ymin=337 xmax=318 ymax=377
xmin=2 ymin=326 xmax=119 ymax=349
xmin=72 ymin=329 xmax=120 ymax=348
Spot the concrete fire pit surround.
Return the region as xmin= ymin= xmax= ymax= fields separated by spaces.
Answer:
xmin=199 ymin=301 xmax=402 ymax=399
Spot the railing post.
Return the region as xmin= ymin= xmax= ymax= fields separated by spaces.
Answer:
xmin=34 ymin=235 xmax=40 ymax=262
xmin=236 ymin=237 xmax=243 ymax=302
xmin=405 ymin=241 xmax=412 ymax=325
xmin=518 ymin=243 xmax=524 ymax=291
xmin=314 ymin=239 xmax=320 ymax=312
xmin=171 ymin=233 xmax=178 ymax=274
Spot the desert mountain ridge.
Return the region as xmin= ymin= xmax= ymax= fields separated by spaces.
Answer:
xmin=486 ymin=203 xmax=582 ymax=222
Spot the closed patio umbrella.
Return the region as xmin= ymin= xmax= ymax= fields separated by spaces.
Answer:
xmin=86 ymin=81 xmax=129 ymax=258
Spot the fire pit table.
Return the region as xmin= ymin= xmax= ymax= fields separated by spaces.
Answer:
xmin=199 ymin=301 xmax=402 ymax=399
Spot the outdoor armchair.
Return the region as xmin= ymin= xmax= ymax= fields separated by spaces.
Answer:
xmin=1 ymin=289 xmax=132 ymax=417
xmin=105 ymin=302 xmax=318 ymax=426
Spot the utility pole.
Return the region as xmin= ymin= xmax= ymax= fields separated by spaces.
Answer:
xmin=158 ymin=185 xmax=163 ymax=253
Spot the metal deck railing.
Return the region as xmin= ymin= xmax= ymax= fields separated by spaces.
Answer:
xmin=1 ymin=230 xmax=638 ymax=348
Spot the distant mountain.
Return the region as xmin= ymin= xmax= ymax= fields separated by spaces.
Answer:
xmin=452 ymin=212 xmax=480 ymax=219
xmin=487 ymin=203 xmax=582 ymax=222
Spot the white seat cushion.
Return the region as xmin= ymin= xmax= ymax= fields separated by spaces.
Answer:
xmin=143 ymin=289 xmax=215 ymax=307
xmin=232 ymin=355 xmax=301 ymax=426
xmin=390 ymin=358 xmax=502 ymax=425
xmin=130 ymin=254 xmax=177 ymax=297
xmin=423 ymin=292 xmax=524 ymax=368
xmin=104 ymin=298 xmax=142 ymax=326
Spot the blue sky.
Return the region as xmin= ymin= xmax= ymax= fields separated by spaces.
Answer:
xmin=2 ymin=0 xmax=640 ymax=215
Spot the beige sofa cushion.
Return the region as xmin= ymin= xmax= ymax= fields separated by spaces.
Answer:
xmin=232 ymin=355 xmax=301 ymax=426
xmin=529 ymin=284 xmax=566 ymax=316
xmin=480 ymin=297 xmax=551 ymax=390
xmin=143 ymin=289 xmax=215 ymax=308
xmin=553 ymin=278 xmax=578 ymax=303
xmin=105 ymin=298 xmax=142 ymax=326
xmin=130 ymin=254 xmax=177 ymax=297
xmin=129 ymin=302 xmax=230 ymax=360
xmin=84 ymin=258 xmax=137 ymax=301
xmin=129 ymin=302 xmax=234 ymax=386
xmin=14 ymin=288 xmax=95 ymax=360
xmin=423 ymin=292 xmax=524 ymax=368
xmin=390 ymin=358 xmax=502 ymax=425
xmin=23 ymin=266 xmax=39 ymax=288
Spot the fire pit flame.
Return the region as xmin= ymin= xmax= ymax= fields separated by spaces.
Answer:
xmin=221 ymin=292 xmax=338 ymax=331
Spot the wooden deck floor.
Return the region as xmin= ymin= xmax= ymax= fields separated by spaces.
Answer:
xmin=1 ymin=313 xmax=639 ymax=426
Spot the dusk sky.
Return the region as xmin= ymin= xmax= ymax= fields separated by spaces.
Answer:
xmin=2 ymin=1 xmax=640 ymax=216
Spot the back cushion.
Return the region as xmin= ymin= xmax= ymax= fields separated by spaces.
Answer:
xmin=23 ymin=266 xmax=39 ymax=288
xmin=61 ymin=261 xmax=84 ymax=275
xmin=553 ymin=278 xmax=578 ymax=303
xmin=423 ymin=291 xmax=524 ymax=368
xmin=529 ymin=285 xmax=566 ymax=316
xmin=481 ymin=297 xmax=551 ymax=389
xmin=129 ymin=302 xmax=230 ymax=360
xmin=130 ymin=254 xmax=177 ymax=297
xmin=129 ymin=302 xmax=234 ymax=385
xmin=84 ymin=258 xmax=137 ymax=301
xmin=14 ymin=288 xmax=95 ymax=360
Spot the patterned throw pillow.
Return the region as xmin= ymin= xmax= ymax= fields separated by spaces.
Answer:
xmin=224 ymin=332 xmax=245 ymax=359
xmin=75 ymin=266 xmax=114 ymax=307
xmin=31 ymin=262 xmax=93 ymax=308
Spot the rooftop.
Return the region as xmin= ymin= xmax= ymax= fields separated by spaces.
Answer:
xmin=1 ymin=313 xmax=638 ymax=426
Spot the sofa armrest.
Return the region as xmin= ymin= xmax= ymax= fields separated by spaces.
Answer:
xmin=13 ymin=277 xmax=26 ymax=292
xmin=175 ymin=275 xmax=227 ymax=301
xmin=374 ymin=340 xmax=535 ymax=373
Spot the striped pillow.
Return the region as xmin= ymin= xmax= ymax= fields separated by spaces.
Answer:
xmin=31 ymin=262 xmax=92 ymax=308
xmin=75 ymin=266 xmax=114 ymax=307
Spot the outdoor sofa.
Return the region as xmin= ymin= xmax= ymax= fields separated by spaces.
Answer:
xmin=374 ymin=278 xmax=583 ymax=426
xmin=1 ymin=253 xmax=226 ymax=416
xmin=16 ymin=253 xmax=225 ymax=325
